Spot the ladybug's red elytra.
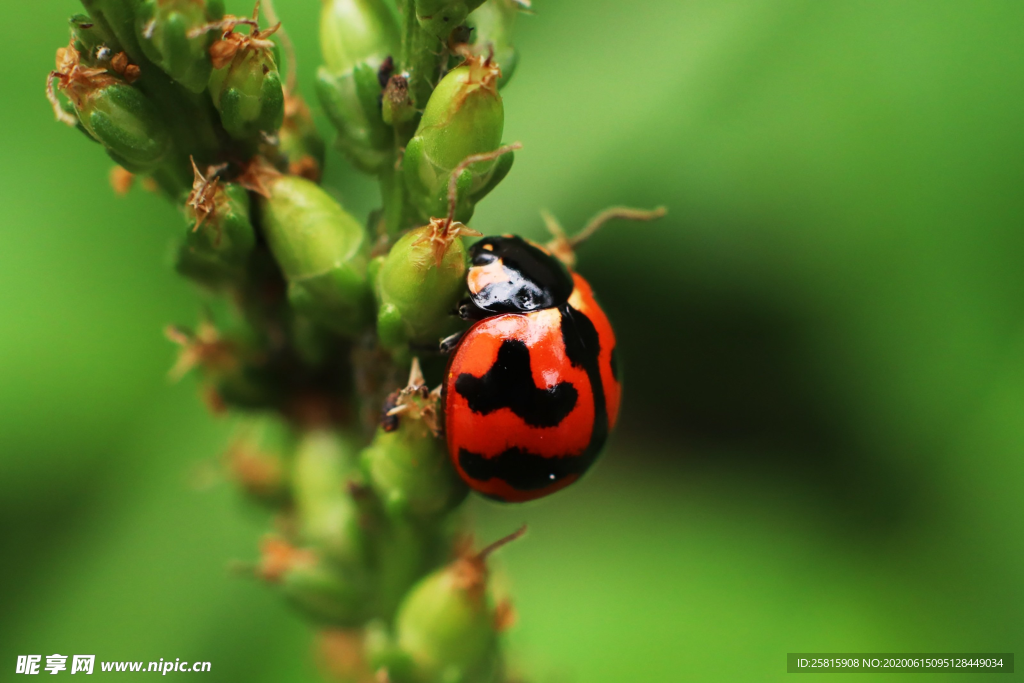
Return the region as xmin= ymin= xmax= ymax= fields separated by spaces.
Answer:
xmin=443 ymin=235 xmax=620 ymax=502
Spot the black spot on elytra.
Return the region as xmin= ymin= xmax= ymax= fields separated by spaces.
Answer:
xmin=610 ymin=346 xmax=619 ymax=382
xmin=459 ymin=447 xmax=590 ymax=494
xmin=455 ymin=339 xmax=577 ymax=428
xmin=559 ymin=304 xmax=608 ymax=467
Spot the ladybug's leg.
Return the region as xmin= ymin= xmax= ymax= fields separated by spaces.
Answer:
xmin=439 ymin=330 xmax=465 ymax=354
xmin=456 ymin=297 xmax=487 ymax=321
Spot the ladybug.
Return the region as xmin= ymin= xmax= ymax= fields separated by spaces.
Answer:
xmin=443 ymin=235 xmax=621 ymax=502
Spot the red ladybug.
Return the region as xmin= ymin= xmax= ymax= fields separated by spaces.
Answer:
xmin=443 ymin=235 xmax=620 ymax=502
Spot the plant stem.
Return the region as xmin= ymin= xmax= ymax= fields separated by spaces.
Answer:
xmin=379 ymin=158 xmax=407 ymax=238
xmin=399 ymin=0 xmax=444 ymax=116
xmin=382 ymin=0 xmax=448 ymax=238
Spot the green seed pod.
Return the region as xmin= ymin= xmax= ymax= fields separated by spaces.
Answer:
xmin=207 ymin=19 xmax=285 ymax=141
xmin=363 ymin=426 xmax=464 ymax=519
xmin=224 ymin=416 xmax=295 ymax=509
xmin=51 ymin=44 xmax=170 ymax=173
xmin=466 ymin=0 xmax=523 ymax=89
xmin=135 ymin=0 xmax=216 ymax=93
xmin=393 ymin=529 xmax=524 ymax=683
xmin=259 ymin=537 xmax=373 ymax=626
xmin=375 ymin=221 xmax=470 ymax=350
xmin=259 ymin=174 xmax=373 ymax=335
xmin=415 ymin=0 xmax=486 ymax=40
xmin=403 ymin=56 xmax=512 ymax=223
xmin=363 ymin=360 xmax=468 ymax=518
xmin=176 ymin=164 xmax=256 ymax=288
xmin=316 ymin=0 xmax=400 ymax=173
xmin=84 ymin=83 xmax=172 ymax=173
xmin=292 ymin=429 xmax=370 ymax=568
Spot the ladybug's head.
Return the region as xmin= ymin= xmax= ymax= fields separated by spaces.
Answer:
xmin=466 ymin=235 xmax=574 ymax=315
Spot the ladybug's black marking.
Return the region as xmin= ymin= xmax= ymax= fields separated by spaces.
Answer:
xmin=454 ymin=339 xmax=578 ymax=428
xmin=457 ymin=305 xmax=608 ymax=493
xmin=609 ymin=346 xmax=619 ymax=382
xmin=559 ymin=303 xmax=608 ymax=467
xmin=458 ymin=446 xmax=591 ymax=495
xmin=467 ymin=236 xmax=574 ymax=315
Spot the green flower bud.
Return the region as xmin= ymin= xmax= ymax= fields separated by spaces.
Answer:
xmin=259 ymin=536 xmax=373 ymax=626
xmin=316 ymin=0 xmax=400 ymax=173
xmin=292 ymin=429 xmax=369 ymax=567
xmin=259 ymin=174 xmax=373 ymax=335
xmin=176 ymin=162 xmax=256 ymax=288
xmin=363 ymin=360 xmax=467 ymax=518
xmin=415 ymin=0 xmax=486 ymax=40
xmin=50 ymin=44 xmax=170 ymax=173
xmin=382 ymin=74 xmax=415 ymax=127
xmin=135 ymin=0 xmax=216 ymax=93
xmin=83 ymin=83 xmax=171 ymax=172
xmin=403 ymin=56 xmax=512 ymax=223
xmin=320 ymin=0 xmax=399 ymax=75
xmin=375 ymin=221 xmax=471 ymax=349
xmin=207 ymin=17 xmax=285 ymax=141
xmin=394 ymin=528 xmax=525 ymax=683
xmin=224 ymin=416 xmax=295 ymax=508
xmin=466 ymin=0 xmax=524 ymax=89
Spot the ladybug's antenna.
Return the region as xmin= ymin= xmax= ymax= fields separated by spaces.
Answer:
xmin=446 ymin=142 xmax=523 ymax=226
xmin=544 ymin=205 xmax=667 ymax=269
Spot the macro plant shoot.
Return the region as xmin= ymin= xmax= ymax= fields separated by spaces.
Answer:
xmin=41 ymin=0 xmax=661 ymax=681
xmin=6 ymin=0 xmax=1021 ymax=680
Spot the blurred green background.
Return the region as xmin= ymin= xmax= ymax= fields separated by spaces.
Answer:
xmin=1 ymin=0 xmax=1022 ymax=680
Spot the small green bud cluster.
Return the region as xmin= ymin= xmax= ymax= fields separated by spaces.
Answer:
xmin=403 ymin=55 xmax=512 ymax=224
xmin=206 ymin=13 xmax=285 ymax=141
xmin=316 ymin=0 xmax=400 ymax=172
xmin=136 ymin=0 xmax=224 ymax=93
xmin=48 ymin=40 xmax=169 ymax=173
xmin=48 ymin=0 xmax=535 ymax=681
xmin=177 ymin=160 xmax=256 ymax=289
xmin=368 ymin=527 xmax=524 ymax=683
